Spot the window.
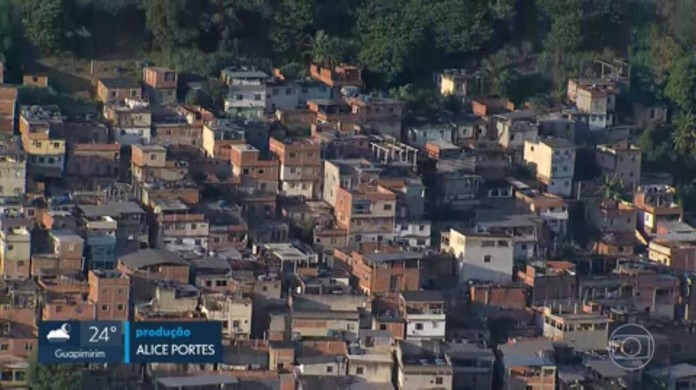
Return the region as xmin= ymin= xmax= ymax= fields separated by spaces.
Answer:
xmin=379 ymin=324 xmax=387 ymax=330
xmin=497 ymin=240 xmax=508 ymax=247
xmin=435 ymin=377 xmax=443 ymax=385
xmin=232 ymin=320 xmax=240 ymax=328
xmin=102 ymin=305 xmax=109 ymax=311
xmin=215 ymin=280 xmax=227 ymax=287
xmin=415 ymin=323 xmax=424 ymax=330
xmin=285 ymin=88 xmax=292 ymax=95
xmin=150 ymin=154 xmax=156 ymax=160
xmin=0 ymin=344 xmax=7 ymax=351
xmin=384 ymin=204 xmax=392 ymax=211
xmin=236 ymin=94 xmax=243 ymax=100
xmin=326 ymin=366 xmax=333 ymax=373
xmin=117 ymin=304 xmax=124 ymax=311
xmin=25 ymin=343 xmax=33 ymax=351
xmin=7 ymin=244 xmax=12 ymax=251
xmin=481 ymin=241 xmax=495 ymax=247
xmin=272 ymin=88 xmax=279 ymax=96
xmin=254 ymin=94 xmax=262 ymax=101
xmin=289 ymin=152 xmax=297 ymax=158
xmin=356 ymin=366 xmax=364 ymax=375
xmin=484 ymin=255 xmax=491 ymax=263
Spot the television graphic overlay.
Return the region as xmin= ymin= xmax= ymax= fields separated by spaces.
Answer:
xmin=38 ymin=321 xmax=124 ymax=364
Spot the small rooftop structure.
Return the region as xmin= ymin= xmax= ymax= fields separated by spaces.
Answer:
xmin=118 ymin=249 xmax=189 ymax=269
xmin=361 ymin=251 xmax=424 ymax=265
xmin=79 ymin=202 xmax=144 ymax=218
xmin=20 ymin=105 xmax=62 ymax=123
xmin=400 ymin=290 xmax=444 ymax=303
xmin=498 ymin=338 xmax=555 ymax=368
xmin=99 ymin=77 xmax=140 ymax=89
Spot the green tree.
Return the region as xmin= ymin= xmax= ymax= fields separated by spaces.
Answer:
xmin=595 ymin=174 xmax=624 ymax=201
xmin=278 ymin=62 xmax=306 ymax=79
xmin=672 ymin=110 xmax=696 ymax=156
xmin=185 ymin=81 xmax=225 ymax=114
xmin=270 ymin=0 xmax=314 ymax=62
xmin=672 ymin=0 xmax=696 ymax=46
xmin=426 ymin=0 xmax=493 ymax=54
xmin=389 ymin=83 xmax=444 ymax=118
xmin=0 ymin=0 xmax=15 ymax=54
xmin=27 ymin=358 xmax=82 ymax=390
xmin=307 ymin=30 xmax=343 ymax=68
xmin=356 ymin=0 xmax=498 ymax=87
xmin=665 ymin=55 xmax=696 ymax=111
xmin=20 ymin=0 xmax=69 ymax=54
xmin=356 ymin=0 xmax=424 ymax=85
xmin=647 ymin=25 xmax=682 ymax=86
xmin=143 ymin=0 xmax=202 ymax=52
xmin=639 ymin=122 xmax=675 ymax=168
xmin=0 ymin=0 xmax=21 ymax=81
xmin=677 ymin=183 xmax=696 ymax=212
xmin=537 ymin=0 xmax=583 ymax=54
xmin=481 ymin=50 xmax=513 ymax=96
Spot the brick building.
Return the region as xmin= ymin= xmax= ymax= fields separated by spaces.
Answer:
xmin=269 ymin=137 xmax=321 ymax=199
xmin=334 ymin=184 xmax=396 ymax=245
xmin=88 ymin=270 xmax=129 ymax=321
xmin=0 ymin=86 xmax=17 ymax=133
xmin=143 ymin=67 xmax=177 ymax=105
xmin=517 ymin=261 xmax=577 ymax=304
xmin=230 ymin=144 xmax=279 ymax=193
xmin=96 ymin=77 xmax=141 ymax=103
xmin=66 ymin=143 xmax=120 ymax=177
xmin=333 ymin=247 xmax=421 ymax=295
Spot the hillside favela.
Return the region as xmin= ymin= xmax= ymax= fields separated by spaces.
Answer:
xmin=0 ymin=0 xmax=695 ymax=389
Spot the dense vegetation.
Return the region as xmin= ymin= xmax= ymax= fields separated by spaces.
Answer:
xmin=2 ymin=0 xmax=696 ymax=206
xmin=27 ymin=355 xmax=83 ymax=390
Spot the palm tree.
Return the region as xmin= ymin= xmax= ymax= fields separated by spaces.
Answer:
xmin=595 ymin=174 xmax=624 ymax=201
xmin=307 ymin=30 xmax=342 ymax=68
xmin=672 ymin=110 xmax=696 ymax=156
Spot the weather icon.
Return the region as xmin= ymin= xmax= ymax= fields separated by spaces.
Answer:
xmin=46 ymin=323 xmax=71 ymax=342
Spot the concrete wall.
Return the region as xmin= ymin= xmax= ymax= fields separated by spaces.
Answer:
xmin=449 ymin=230 xmax=513 ymax=285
